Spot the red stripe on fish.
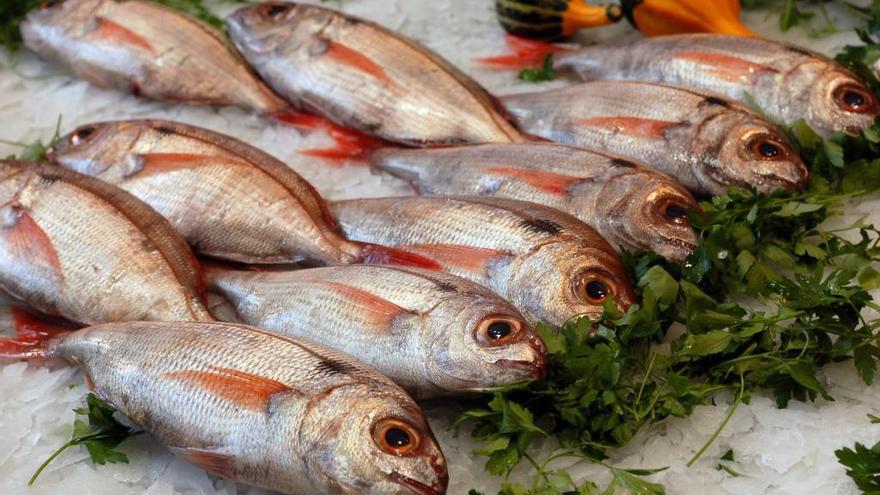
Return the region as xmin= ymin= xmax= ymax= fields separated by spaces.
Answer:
xmin=575 ymin=117 xmax=683 ymax=139
xmin=2 ymin=208 xmax=63 ymax=277
xmin=485 ymin=166 xmax=585 ymax=196
xmin=395 ymin=244 xmax=505 ymax=275
xmin=91 ymin=18 xmax=155 ymax=54
xmin=357 ymin=243 xmax=444 ymax=270
xmin=317 ymin=281 xmax=410 ymax=326
xmin=326 ymin=40 xmax=394 ymax=86
xmin=673 ymin=51 xmax=778 ymax=81
xmin=163 ymin=366 xmax=293 ymax=411
xmin=170 ymin=447 xmax=237 ymax=480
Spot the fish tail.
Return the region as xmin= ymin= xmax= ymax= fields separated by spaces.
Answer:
xmin=269 ymin=108 xmax=383 ymax=162
xmin=474 ymin=34 xmax=567 ymax=69
xmin=0 ymin=308 xmax=73 ymax=359
xmin=356 ymin=243 xmax=444 ymax=271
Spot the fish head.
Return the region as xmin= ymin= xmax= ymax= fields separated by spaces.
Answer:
xmin=423 ymin=293 xmax=547 ymax=391
xmin=301 ymin=385 xmax=447 ymax=494
xmin=228 ymin=2 xmax=314 ymax=57
xmin=810 ymin=66 xmax=879 ymax=135
xmin=697 ymin=112 xmax=807 ymax=194
xmin=21 ymin=0 xmax=101 ymax=50
xmin=506 ymin=239 xmax=636 ymax=325
xmin=597 ymin=170 xmax=699 ymax=262
xmin=48 ymin=121 xmax=143 ymax=177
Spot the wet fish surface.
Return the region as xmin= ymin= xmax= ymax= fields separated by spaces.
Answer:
xmin=0 ymin=160 xmax=211 ymax=324
xmin=370 ymin=142 xmax=699 ymax=261
xmin=0 ymin=321 xmax=448 ymax=495
xmin=22 ymin=0 xmax=287 ymax=114
xmin=206 ymin=264 xmax=548 ymax=398
xmin=553 ymin=34 xmax=880 ymax=137
xmin=501 ymin=82 xmax=808 ymax=196
xmin=227 ymin=2 xmax=524 ymax=146
xmin=48 ymin=119 xmax=364 ymax=265
xmin=329 ymin=196 xmax=636 ymax=325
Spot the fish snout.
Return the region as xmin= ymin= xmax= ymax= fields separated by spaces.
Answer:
xmin=389 ymin=468 xmax=448 ymax=495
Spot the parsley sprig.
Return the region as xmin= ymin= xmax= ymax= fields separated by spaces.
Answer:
xmin=29 ymin=393 xmax=140 ymax=485
xmin=836 ymin=440 xmax=880 ymax=493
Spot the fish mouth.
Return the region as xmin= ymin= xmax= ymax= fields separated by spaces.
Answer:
xmin=495 ymin=358 xmax=547 ymax=380
xmin=762 ymin=173 xmax=807 ymax=191
xmin=389 ymin=472 xmax=444 ymax=495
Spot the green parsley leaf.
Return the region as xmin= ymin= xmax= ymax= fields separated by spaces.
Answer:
xmin=518 ymin=54 xmax=556 ymax=82
xmin=836 ymin=441 xmax=880 ymax=492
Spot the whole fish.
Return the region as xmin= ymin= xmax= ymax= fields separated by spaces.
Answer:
xmin=0 ymin=321 xmax=447 ymax=495
xmin=227 ymin=2 xmax=524 ymax=147
xmin=21 ymin=0 xmax=288 ymax=115
xmin=205 ymin=264 xmax=547 ymax=398
xmin=0 ymin=160 xmax=211 ymax=324
xmin=47 ymin=119 xmax=383 ymax=265
xmin=369 ymin=143 xmax=699 ymax=261
xmin=501 ymin=82 xmax=808 ymax=196
xmin=329 ymin=196 xmax=636 ymax=325
xmin=549 ymin=34 xmax=879 ymax=137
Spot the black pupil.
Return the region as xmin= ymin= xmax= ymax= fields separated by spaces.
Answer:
xmin=665 ymin=203 xmax=687 ymax=219
xmin=844 ymin=91 xmax=866 ymax=108
xmin=385 ymin=428 xmax=411 ymax=448
xmin=76 ymin=127 xmax=95 ymax=140
xmin=487 ymin=321 xmax=512 ymax=340
xmin=758 ymin=142 xmax=780 ymax=158
xmin=266 ymin=5 xmax=288 ymax=16
xmin=586 ymin=281 xmax=607 ymax=300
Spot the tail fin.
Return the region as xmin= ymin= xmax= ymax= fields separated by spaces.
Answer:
xmin=474 ymin=35 xmax=568 ymax=69
xmin=356 ymin=243 xmax=443 ymax=271
xmin=269 ymin=108 xmax=385 ymax=161
xmin=0 ymin=307 xmax=74 ymax=359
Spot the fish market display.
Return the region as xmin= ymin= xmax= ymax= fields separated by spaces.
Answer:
xmin=48 ymin=119 xmax=369 ymax=265
xmin=329 ymin=196 xmax=636 ymax=325
xmin=0 ymin=160 xmax=211 ymax=324
xmin=21 ymin=0 xmax=288 ymax=115
xmin=0 ymin=321 xmax=448 ymax=495
xmin=206 ymin=264 xmax=548 ymax=398
xmin=369 ymin=143 xmax=699 ymax=261
xmin=550 ymin=34 xmax=879 ymax=137
xmin=227 ymin=2 xmax=524 ymax=146
xmin=501 ymin=82 xmax=808 ymax=195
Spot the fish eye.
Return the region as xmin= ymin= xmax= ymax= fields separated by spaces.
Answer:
xmin=665 ymin=202 xmax=688 ymax=221
xmin=573 ymin=274 xmax=614 ymax=305
xmin=747 ymin=135 xmax=790 ymax=161
xmin=260 ymin=3 xmax=291 ymax=17
xmin=834 ymin=84 xmax=877 ymax=113
xmin=69 ymin=126 xmax=97 ymax=147
xmin=653 ymin=196 xmax=691 ymax=226
xmin=373 ymin=418 xmax=421 ymax=456
xmin=475 ymin=316 xmax=523 ymax=346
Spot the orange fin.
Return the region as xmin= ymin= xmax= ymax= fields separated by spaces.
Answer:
xmin=357 ymin=243 xmax=444 ymax=271
xmin=163 ymin=366 xmax=293 ymax=411
xmin=0 ymin=308 xmax=72 ymax=359
xmin=269 ymin=109 xmax=385 ymax=161
xmin=326 ymin=41 xmax=394 ymax=86
xmin=133 ymin=153 xmax=217 ymax=177
xmin=11 ymin=307 xmax=78 ymax=340
xmin=575 ymin=117 xmax=683 ymax=139
xmin=1 ymin=207 xmax=62 ymax=276
xmin=673 ymin=51 xmax=778 ymax=82
xmin=317 ymin=281 xmax=409 ymax=326
xmin=485 ymin=166 xmax=586 ymax=196
xmin=91 ymin=17 xmax=155 ymax=54
xmin=394 ymin=244 xmax=505 ymax=275
xmin=474 ymin=35 xmax=567 ymax=69
xmin=169 ymin=447 xmax=236 ymax=479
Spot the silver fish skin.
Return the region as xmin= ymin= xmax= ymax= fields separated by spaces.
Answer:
xmin=0 ymin=160 xmax=211 ymax=324
xmin=501 ymin=82 xmax=808 ymax=196
xmin=227 ymin=2 xmax=524 ymax=146
xmin=21 ymin=0 xmax=287 ymax=114
xmin=19 ymin=322 xmax=447 ymax=495
xmin=329 ymin=196 xmax=636 ymax=326
xmin=370 ymin=143 xmax=699 ymax=262
xmin=205 ymin=264 xmax=548 ymax=398
xmin=553 ymin=34 xmax=879 ymax=137
xmin=48 ymin=119 xmax=363 ymax=265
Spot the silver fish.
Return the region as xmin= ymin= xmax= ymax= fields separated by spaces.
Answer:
xmin=500 ymin=82 xmax=808 ymax=196
xmin=552 ymin=34 xmax=880 ymax=137
xmin=329 ymin=196 xmax=636 ymax=325
xmin=0 ymin=321 xmax=447 ymax=494
xmin=205 ymin=264 xmax=548 ymax=398
xmin=0 ymin=160 xmax=211 ymax=324
xmin=21 ymin=0 xmax=287 ymax=114
xmin=47 ymin=119 xmax=367 ymax=265
xmin=369 ymin=143 xmax=699 ymax=262
xmin=227 ymin=2 xmax=524 ymax=146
